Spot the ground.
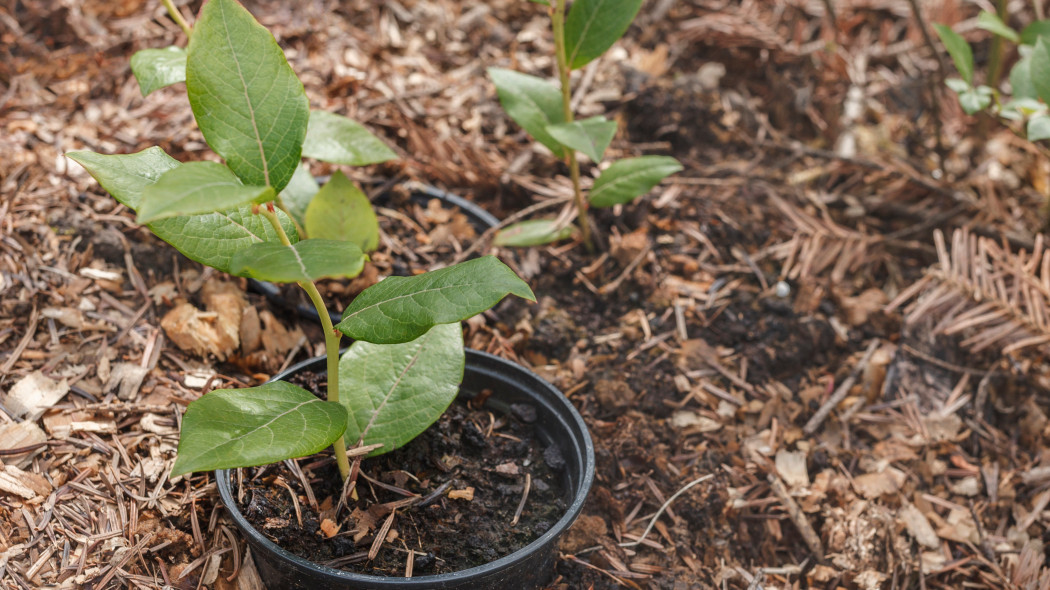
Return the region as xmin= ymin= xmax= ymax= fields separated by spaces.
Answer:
xmin=3 ymin=0 xmax=1050 ymax=588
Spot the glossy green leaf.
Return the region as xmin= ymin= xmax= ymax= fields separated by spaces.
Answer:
xmin=589 ymin=156 xmax=682 ymax=208
xmin=301 ymin=110 xmax=397 ymax=166
xmin=340 ymin=324 xmax=464 ymax=455
xmin=546 ymin=116 xmax=617 ymax=162
xmin=149 ymin=206 xmax=298 ymax=275
xmin=1032 ymin=38 xmax=1050 ymax=105
xmin=488 ymin=68 xmax=566 ymax=157
xmin=186 ymin=0 xmax=308 ymax=192
xmin=958 ymin=85 xmax=993 ymax=115
xmin=564 ymin=0 xmax=644 ymax=69
xmin=130 ymin=46 xmax=187 ymax=97
xmin=230 ymin=239 xmax=366 ymax=283
xmin=171 ymin=381 xmax=348 ymax=476
xmin=976 ymin=11 xmax=1019 ymax=43
xmin=136 ymin=161 xmax=274 ymax=223
xmin=338 ymin=256 xmax=535 ymax=344
xmin=494 ymin=219 xmax=574 ymax=247
xmin=934 ymin=24 xmax=974 ymax=85
xmin=304 ymin=171 xmax=379 ymax=251
xmin=944 ymin=78 xmax=970 ymax=93
xmin=1021 ymin=20 xmax=1050 ymax=45
xmin=277 ymin=162 xmax=319 ymax=226
xmin=67 ymin=147 xmax=180 ymax=210
xmin=1029 ymin=114 xmax=1050 ymax=141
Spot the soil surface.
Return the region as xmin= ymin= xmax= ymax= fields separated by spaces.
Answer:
xmin=238 ymin=373 xmax=567 ymax=576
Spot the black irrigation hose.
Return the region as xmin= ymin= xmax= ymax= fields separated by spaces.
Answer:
xmin=248 ymin=184 xmax=499 ymax=325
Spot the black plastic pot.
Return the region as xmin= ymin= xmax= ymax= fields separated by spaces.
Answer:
xmin=250 ymin=184 xmax=499 ymax=325
xmin=216 ymin=349 xmax=595 ymax=590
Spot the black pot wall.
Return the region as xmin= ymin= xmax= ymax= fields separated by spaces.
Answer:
xmin=216 ymin=349 xmax=594 ymax=590
xmin=250 ymin=184 xmax=499 ymax=325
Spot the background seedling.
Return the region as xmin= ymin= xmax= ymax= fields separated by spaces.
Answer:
xmin=489 ymin=0 xmax=682 ymax=250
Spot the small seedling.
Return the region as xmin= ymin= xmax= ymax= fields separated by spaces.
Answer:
xmin=68 ymin=0 xmax=534 ymax=482
xmin=489 ymin=0 xmax=683 ymax=250
xmin=935 ymin=14 xmax=1050 ymax=139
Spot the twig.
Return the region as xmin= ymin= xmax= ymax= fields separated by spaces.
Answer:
xmin=599 ymin=244 xmax=651 ymax=295
xmin=803 ymin=339 xmax=880 ymax=435
xmin=767 ymin=473 xmax=824 ymax=560
xmin=369 ymin=509 xmax=397 ymax=560
xmin=511 ymin=473 xmax=531 ymax=526
xmin=1 ymin=306 xmax=38 ymax=376
xmin=619 ymin=474 xmax=713 ymax=548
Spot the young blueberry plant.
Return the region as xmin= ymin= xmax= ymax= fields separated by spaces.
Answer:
xmin=67 ymin=0 xmax=534 ymax=482
xmin=488 ymin=0 xmax=682 ymax=250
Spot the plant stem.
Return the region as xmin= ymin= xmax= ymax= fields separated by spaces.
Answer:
xmin=1036 ymin=0 xmax=1045 ymax=22
xmin=260 ymin=206 xmax=352 ymax=481
xmin=552 ymin=0 xmax=593 ymax=252
xmin=160 ymin=0 xmax=192 ymax=37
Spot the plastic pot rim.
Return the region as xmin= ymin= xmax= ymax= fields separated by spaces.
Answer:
xmin=215 ymin=348 xmax=595 ymax=587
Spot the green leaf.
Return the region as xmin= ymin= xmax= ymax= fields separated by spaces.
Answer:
xmin=149 ymin=206 xmax=298 ymax=275
xmin=340 ymin=324 xmax=464 ymax=455
xmin=546 ymin=116 xmax=617 ymax=162
xmin=976 ymin=11 xmax=1019 ymax=43
xmin=277 ymin=162 xmax=319 ymax=226
xmin=67 ymin=147 xmax=180 ymax=210
xmin=337 ymin=256 xmax=535 ymax=344
xmin=564 ymin=0 xmax=644 ymax=69
xmin=171 ymin=381 xmax=348 ymax=476
xmin=304 ymin=171 xmax=379 ymax=251
xmin=136 ymin=161 xmax=275 ymax=223
xmin=494 ymin=219 xmax=574 ymax=247
xmin=589 ymin=156 xmax=682 ymax=208
xmin=1011 ymin=53 xmax=1037 ymax=99
xmin=301 ymin=110 xmax=397 ymax=166
xmin=934 ymin=24 xmax=975 ymax=85
xmin=1031 ymin=38 xmax=1050 ymax=105
xmin=944 ymin=78 xmax=970 ymax=93
xmin=1021 ymin=20 xmax=1050 ymax=45
xmin=957 ymin=85 xmax=994 ymax=114
xmin=488 ymin=68 xmax=566 ymax=157
xmin=130 ymin=46 xmax=187 ymax=97
xmin=230 ymin=239 xmax=366 ymax=283
xmin=186 ymin=0 xmax=309 ymax=192
xmin=1029 ymin=114 xmax=1050 ymax=141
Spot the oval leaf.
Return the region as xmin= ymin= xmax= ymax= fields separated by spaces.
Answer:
xmin=304 ymin=171 xmax=379 ymax=251
xmin=1011 ymin=53 xmax=1037 ymax=100
xmin=589 ymin=156 xmax=682 ymax=208
xmin=171 ymin=381 xmax=348 ymax=476
xmin=67 ymin=147 xmax=180 ymax=210
xmin=488 ymin=68 xmax=566 ymax=157
xmin=301 ymin=110 xmax=397 ymax=166
xmin=1032 ymin=38 xmax=1050 ymax=105
xmin=546 ymin=116 xmax=617 ymax=162
xmin=934 ymin=24 xmax=975 ymax=85
xmin=494 ymin=219 xmax=574 ymax=247
xmin=1029 ymin=114 xmax=1050 ymax=141
xmin=278 ymin=162 xmax=319 ymax=226
xmin=976 ymin=11 xmax=1019 ymax=43
xmin=337 ymin=256 xmax=535 ymax=344
xmin=1021 ymin=20 xmax=1050 ymax=45
xmin=186 ymin=0 xmax=309 ymax=192
xmin=340 ymin=324 xmax=464 ymax=455
xmin=130 ymin=46 xmax=187 ymax=97
xmin=150 ymin=206 xmax=298 ymax=275
xmin=137 ymin=161 xmax=274 ymax=223
xmin=958 ymin=85 xmax=993 ymax=115
xmin=230 ymin=239 xmax=366 ymax=283
xmin=564 ymin=0 xmax=644 ymax=69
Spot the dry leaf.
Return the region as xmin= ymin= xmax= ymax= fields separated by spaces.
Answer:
xmin=852 ymin=467 xmax=905 ymax=498
xmin=775 ymin=449 xmax=810 ymax=488
xmin=320 ymin=518 xmax=341 ymax=538
xmin=899 ymin=501 xmax=939 ymax=549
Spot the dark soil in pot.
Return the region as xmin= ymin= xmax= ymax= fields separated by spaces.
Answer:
xmin=233 ymin=372 xmax=569 ymax=577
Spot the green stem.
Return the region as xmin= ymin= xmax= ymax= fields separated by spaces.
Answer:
xmin=260 ymin=206 xmax=351 ymax=481
xmin=160 ymin=0 xmax=192 ymax=37
xmin=552 ymin=0 xmax=593 ymax=252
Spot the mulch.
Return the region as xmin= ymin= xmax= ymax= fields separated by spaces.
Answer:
xmin=3 ymin=0 xmax=1050 ymax=588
